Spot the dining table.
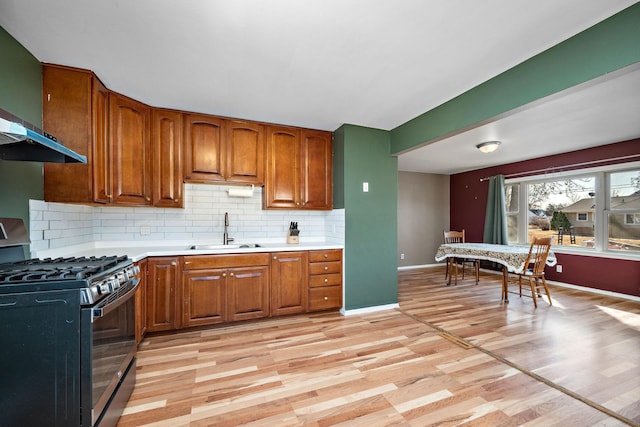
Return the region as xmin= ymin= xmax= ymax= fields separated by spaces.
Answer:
xmin=435 ymin=242 xmax=557 ymax=302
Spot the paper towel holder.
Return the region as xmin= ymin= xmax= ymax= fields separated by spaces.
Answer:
xmin=227 ymin=184 xmax=255 ymax=198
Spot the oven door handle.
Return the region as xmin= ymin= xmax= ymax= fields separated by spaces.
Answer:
xmin=92 ymin=279 xmax=140 ymax=320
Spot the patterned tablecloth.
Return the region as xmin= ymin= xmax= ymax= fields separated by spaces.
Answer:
xmin=435 ymin=243 xmax=557 ymax=274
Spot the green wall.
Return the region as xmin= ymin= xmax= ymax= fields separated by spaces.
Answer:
xmin=390 ymin=2 xmax=640 ymax=154
xmin=334 ymin=124 xmax=398 ymax=310
xmin=0 ymin=26 xmax=43 ymax=230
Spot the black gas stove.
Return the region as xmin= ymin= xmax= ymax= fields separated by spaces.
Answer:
xmin=0 ymin=255 xmax=139 ymax=304
xmin=0 ymin=218 xmax=139 ymax=427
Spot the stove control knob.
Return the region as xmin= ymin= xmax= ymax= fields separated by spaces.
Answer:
xmin=98 ymin=282 xmax=110 ymax=295
xmin=116 ymin=271 xmax=127 ymax=284
xmin=109 ymin=276 xmax=120 ymax=290
xmin=131 ymin=265 xmax=141 ymax=277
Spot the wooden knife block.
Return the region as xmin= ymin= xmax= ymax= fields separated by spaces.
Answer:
xmin=287 ymin=232 xmax=299 ymax=244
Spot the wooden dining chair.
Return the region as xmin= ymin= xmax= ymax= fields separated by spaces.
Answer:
xmin=443 ymin=229 xmax=479 ymax=285
xmin=506 ymin=236 xmax=553 ymax=307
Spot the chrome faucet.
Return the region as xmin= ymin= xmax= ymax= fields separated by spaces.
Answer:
xmin=223 ymin=212 xmax=234 ymax=245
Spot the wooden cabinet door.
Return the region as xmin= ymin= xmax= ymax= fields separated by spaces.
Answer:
xmin=264 ymin=126 xmax=300 ymax=208
xmin=135 ymin=259 xmax=148 ymax=344
xmin=92 ymin=77 xmax=111 ymax=204
xmin=228 ymin=266 xmax=270 ymax=322
xmin=109 ymin=93 xmax=152 ymax=205
xmin=152 ymin=109 xmax=183 ymax=207
xmin=270 ymin=251 xmax=308 ymax=316
xmin=182 ymin=269 xmax=227 ymax=327
xmin=184 ymin=114 xmax=226 ymax=182
xmin=43 ymin=65 xmax=94 ymax=203
xmin=301 ymin=130 xmax=333 ymax=210
xmin=147 ymin=257 xmax=180 ymax=332
xmin=226 ymin=120 xmax=265 ymax=184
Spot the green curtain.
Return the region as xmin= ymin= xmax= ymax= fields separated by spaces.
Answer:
xmin=483 ymin=174 xmax=508 ymax=244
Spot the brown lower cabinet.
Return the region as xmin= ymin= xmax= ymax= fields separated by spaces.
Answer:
xmin=271 ymin=251 xmax=308 ymax=316
xmin=146 ymin=256 xmax=181 ymax=332
xmin=308 ymin=249 xmax=343 ymax=311
xmin=142 ymin=250 xmax=341 ymax=337
xmin=182 ymin=253 xmax=271 ymax=327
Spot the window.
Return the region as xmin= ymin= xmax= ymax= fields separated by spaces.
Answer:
xmin=522 ymin=176 xmax=595 ymax=247
xmin=506 ymin=164 xmax=640 ymax=254
xmin=505 ymin=184 xmax=519 ymax=243
xmin=607 ymin=169 xmax=640 ymax=251
xmin=625 ymin=214 xmax=640 ymax=225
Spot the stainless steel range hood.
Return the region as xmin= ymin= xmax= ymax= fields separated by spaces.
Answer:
xmin=0 ymin=109 xmax=86 ymax=163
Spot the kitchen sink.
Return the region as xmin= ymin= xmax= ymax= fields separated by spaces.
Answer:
xmin=187 ymin=243 xmax=261 ymax=250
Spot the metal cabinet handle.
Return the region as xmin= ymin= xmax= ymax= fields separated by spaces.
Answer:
xmin=324 ymin=254 xmax=328 ymax=258
xmin=324 ymin=296 xmax=328 ymax=301
xmin=230 ymin=272 xmax=234 ymax=276
xmin=222 ymin=273 xmax=227 ymax=277
xmin=324 ymin=278 xmax=328 ymax=283
xmin=324 ymin=266 xmax=328 ymax=270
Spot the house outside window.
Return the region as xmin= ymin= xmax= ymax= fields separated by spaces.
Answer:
xmin=607 ymin=169 xmax=640 ymax=251
xmin=506 ymin=164 xmax=640 ymax=254
xmin=625 ymin=213 xmax=640 ymax=225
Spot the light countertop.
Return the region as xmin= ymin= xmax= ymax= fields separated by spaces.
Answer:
xmin=33 ymin=239 xmax=344 ymax=262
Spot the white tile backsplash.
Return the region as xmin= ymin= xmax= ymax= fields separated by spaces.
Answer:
xmin=30 ymin=184 xmax=345 ymax=252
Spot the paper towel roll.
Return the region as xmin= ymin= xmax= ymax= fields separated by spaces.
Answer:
xmin=227 ymin=185 xmax=254 ymax=198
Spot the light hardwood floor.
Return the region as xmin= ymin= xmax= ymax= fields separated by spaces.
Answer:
xmin=117 ymin=267 xmax=640 ymax=426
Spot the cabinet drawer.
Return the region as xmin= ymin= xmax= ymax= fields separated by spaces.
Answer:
xmin=183 ymin=253 xmax=270 ymax=269
xmin=309 ymin=249 xmax=342 ymax=262
xmin=309 ymin=273 xmax=342 ymax=288
xmin=309 ymin=286 xmax=342 ymax=311
xmin=309 ymin=261 xmax=341 ymax=275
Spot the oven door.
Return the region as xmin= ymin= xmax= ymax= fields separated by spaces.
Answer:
xmin=82 ymin=279 xmax=139 ymax=427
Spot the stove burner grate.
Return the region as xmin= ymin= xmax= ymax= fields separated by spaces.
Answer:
xmin=0 ymin=255 xmax=129 ymax=284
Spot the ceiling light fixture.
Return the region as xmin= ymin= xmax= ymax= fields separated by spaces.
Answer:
xmin=476 ymin=141 xmax=501 ymax=153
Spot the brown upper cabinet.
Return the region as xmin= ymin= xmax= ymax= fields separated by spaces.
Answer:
xmin=43 ymin=65 xmax=104 ymax=203
xmin=108 ymin=92 xmax=152 ymax=205
xmin=43 ymin=64 xmax=331 ymax=210
xmin=43 ymin=64 xmax=179 ymax=207
xmin=226 ymin=120 xmax=265 ymax=184
xmin=152 ymin=109 xmax=184 ymax=207
xmin=183 ymin=114 xmax=226 ymax=183
xmin=264 ymin=126 xmax=332 ymax=210
xmin=183 ymin=115 xmax=264 ymax=185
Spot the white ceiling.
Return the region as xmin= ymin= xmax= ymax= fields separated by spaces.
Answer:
xmin=398 ymin=65 xmax=640 ymax=174
xmin=1 ymin=0 xmax=638 ymax=174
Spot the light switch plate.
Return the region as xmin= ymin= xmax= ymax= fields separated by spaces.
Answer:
xmin=363 ymin=182 xmax=369 ymax=192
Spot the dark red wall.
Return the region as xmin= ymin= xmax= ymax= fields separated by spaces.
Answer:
xmin=450 ymin=139 xmax=640 ymax=297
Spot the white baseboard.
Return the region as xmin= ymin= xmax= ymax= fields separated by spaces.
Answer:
xmin=398 ymin=263 xmax=440 ymax=271
xmin=544 ymin=279 xmax=640 ymax=302
xmin=340 ymin=303 xmax=400 ymax=316
xmin=397 ymin=264 xmax=639 ymax=302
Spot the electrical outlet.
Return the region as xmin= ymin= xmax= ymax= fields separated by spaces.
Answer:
xmin=556 ymin=265 xmax=563 ymax=273
xmin=400 ymin=253 xmax=405 ymax=260
xmin=140 ymin=225 xmax=150 ymax=236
